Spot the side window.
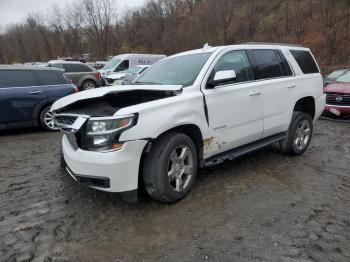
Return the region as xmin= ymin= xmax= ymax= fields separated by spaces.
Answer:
xmin=35 ymin=70 xmax=70 ymax=86
xmin=0 ymin=70 xmax=37 ymax=88
xmin=248 ymin=49 xmax=284 ymax=80
xmin=276 ymin=50 xmax=293 ymax=76
xmin=289 ymin=50 xmax=319 ymax=74
xmin=114 ymin=60 xmax=129 ymax=72
xmin=78 ymin=64 xmax=93 ymax=72
xmin=63 ymin=64 xmax=75 ymax=72
xmin=63 ymin=64 xmax=91 ymax=72
xmin=210 ymin=50 xmax=253 ymax=83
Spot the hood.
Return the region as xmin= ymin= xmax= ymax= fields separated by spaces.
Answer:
xmin=107 ymin=72 xmax=126 ymax=80
xmin=51 ymin=84 xmax=182 ymax=111
xmin=324 ymin=81 xmax=350 ymax=94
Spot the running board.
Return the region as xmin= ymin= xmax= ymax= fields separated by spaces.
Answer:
xmin=204 ymin=132 xmax=286 ymax=167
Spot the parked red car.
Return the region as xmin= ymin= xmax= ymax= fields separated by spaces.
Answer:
xmin=324 ymin=71 xmax=350 ymax=116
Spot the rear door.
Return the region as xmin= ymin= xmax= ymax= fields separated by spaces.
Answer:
xmin=0 ymin=70 xmax=47 ymax=124
xmin=201 ymin=49 xmax=264 ymax=155
xmin=247 ymin=49 xmax=295 ymax=137
xmin=35 ymin=70 xmax=75 ymax=99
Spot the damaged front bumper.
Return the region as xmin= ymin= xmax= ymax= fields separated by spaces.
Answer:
xmin=62 ymin=134 xmax=148 ymax=192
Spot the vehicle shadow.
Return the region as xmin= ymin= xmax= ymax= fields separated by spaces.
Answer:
xmin=0 ymin=127 xmax=50 ymax=136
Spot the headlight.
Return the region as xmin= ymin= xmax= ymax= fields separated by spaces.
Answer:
xmin=84 ymin=115 xmax=136 ymax=151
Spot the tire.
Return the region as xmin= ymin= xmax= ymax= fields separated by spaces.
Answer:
xmin=280 ymin=111 xmax=313 ymax=156
xmin=143 ymin=132 xmax=198 ymax=203
xmin=81 ymin=80 xmax=96 ymax=91
xmin=39 ymin=105 xmax=58 ymax=132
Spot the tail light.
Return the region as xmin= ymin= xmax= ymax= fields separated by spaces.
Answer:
xmin=74 ymin=85 xmax=80 ymax=93
xmin=96 ymin=72 xmax=101 ymax=79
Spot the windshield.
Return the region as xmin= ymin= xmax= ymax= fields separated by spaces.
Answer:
xmin=103 ymin=58 xmax=121 ymax=70
xmin=134 ymin=52 xmax=212 ymax=86
xmin=336 ymin=71 xmax=350 ymax=83
xmin=328 ymin=70 xmax=347 ymax=79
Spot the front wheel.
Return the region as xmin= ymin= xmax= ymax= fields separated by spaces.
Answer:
xmin=143 ymin=133 xmax=198 ymax=203
xmin=280 ymin=111 xmax=313 ymax=155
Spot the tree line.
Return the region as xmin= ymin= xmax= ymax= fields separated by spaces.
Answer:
xmin=0 ymin=0 xmax=349 ymax=69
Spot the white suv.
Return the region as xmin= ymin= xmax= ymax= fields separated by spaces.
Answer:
xmin=52 ymin=43 xmax=326 ymax=203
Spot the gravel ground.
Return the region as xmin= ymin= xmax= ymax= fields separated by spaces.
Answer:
xmin=0 ymin=119 xmax=349 ymax=262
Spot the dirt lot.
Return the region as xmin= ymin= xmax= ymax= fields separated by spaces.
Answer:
xmin=0 ymin=119 xmax=349 ymax=262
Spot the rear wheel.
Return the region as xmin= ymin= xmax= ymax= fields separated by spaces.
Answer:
xmin=143 ymin=133 xmax=198 ymax=203
xmin=81 ymin=80 xmax=96 ymax=91
xmin=280 ymin=111 xmax=313 ymax=155
xmin=39 ymin=105 xmax=58 ymax=132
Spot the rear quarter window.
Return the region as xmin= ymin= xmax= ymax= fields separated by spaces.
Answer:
xmin=289 ymin=50 xmax=319 ymax=74
xmin=0 ymin=70 xmax=37 ymax=88
xmin=35 ymin=70 xmax=70 ymax=86
xmin=64 ymin=64 xmax=93 ymax=73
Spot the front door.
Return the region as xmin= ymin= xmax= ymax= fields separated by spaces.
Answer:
xmin=201 ymin=50 xmax=264 ymax=157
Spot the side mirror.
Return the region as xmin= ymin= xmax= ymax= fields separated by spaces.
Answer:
xmin=207 ymin=70 xmax=236 ymax=88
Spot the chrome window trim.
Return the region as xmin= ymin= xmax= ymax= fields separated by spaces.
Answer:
xmin=201 ymin=48 xmax=297 ymax=91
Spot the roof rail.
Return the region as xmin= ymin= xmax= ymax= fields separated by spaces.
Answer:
xmin=242 ymin=42 xmax=304 ymax=47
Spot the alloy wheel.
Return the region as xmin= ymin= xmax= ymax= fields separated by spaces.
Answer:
xmin=43 ymin=110 xmax=57 ymax=130
xmin=294 ymin=119 xmax=311 ymax=150
xmin=167 ymin=145 xmax=194 ymax=192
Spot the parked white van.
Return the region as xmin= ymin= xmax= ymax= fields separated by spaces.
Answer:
xmin=100 ymin=54 xmax=166 ymax=83
xmin=53 ymin=43 xmax=325 ymax=203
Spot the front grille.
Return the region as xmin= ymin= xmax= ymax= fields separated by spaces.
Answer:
xmin=326 ymin=93 xmax=350 ymax=106
xmin=55 ymin=115 xmax=78 ymax=126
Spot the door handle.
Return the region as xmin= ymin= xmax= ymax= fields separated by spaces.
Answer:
xmin=249 ymin=91 xmax=261 ymax=96
xmin=287 ymin=84 xmax=296 ymax=89
xmin=29 ymin=91 xmax=43 ymax=95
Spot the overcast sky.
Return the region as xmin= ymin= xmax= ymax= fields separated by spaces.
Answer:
xmin=0 ymin=0 xmax=146 ymax=28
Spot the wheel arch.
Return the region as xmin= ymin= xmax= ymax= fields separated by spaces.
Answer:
xmin=80 ymin=78 xmax=97 ymax=88
xmin=33 ymin=99 xmax=55 ymax=122
xmin=293 ymin=96 xmax=316 ymax=119
xmin=141 ymin=123 xmax=204 ymax=166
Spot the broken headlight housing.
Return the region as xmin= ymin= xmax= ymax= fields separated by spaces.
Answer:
xmin=84 ymin=114 xmax=136 ymax=151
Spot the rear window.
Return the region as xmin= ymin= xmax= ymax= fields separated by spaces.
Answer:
xmin=248 ymin=49 xmax=286 ymax=80
xmin=35 ymin=70 xmax=70 ymax=85
xmin=63 ymin=64 xmax=93 ymax=73
xmin=289 ymin=50 xmax=319 ymax=74
xmin=0 ymin=70 xmax=37 ymax=88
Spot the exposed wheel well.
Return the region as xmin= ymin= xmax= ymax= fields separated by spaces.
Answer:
xmin=143 ymin=124 xmax=204 ymax=160
xmin=294 ymin=96 xmax=315 ymax=119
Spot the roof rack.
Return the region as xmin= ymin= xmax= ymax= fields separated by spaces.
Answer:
xmin=242 ymin=42 xmax=304 ymax=47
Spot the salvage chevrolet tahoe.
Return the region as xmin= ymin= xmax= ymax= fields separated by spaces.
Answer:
xmin=52 ymin=43 xmax=326 ymax=203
